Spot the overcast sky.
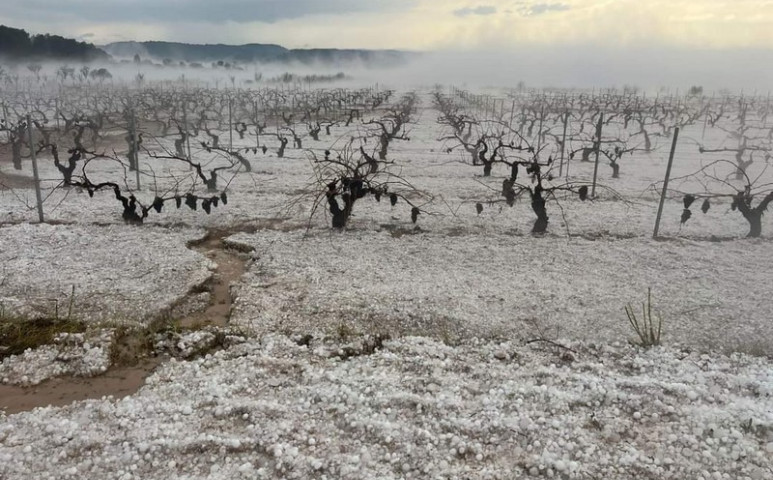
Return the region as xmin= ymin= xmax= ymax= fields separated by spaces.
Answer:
xmin=4 ymin=0 xmax=773 ymax=89
xmin=2 ymin=0 xmax=772 ymax=51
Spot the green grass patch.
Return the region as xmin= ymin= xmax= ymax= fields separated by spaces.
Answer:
xmin=0 ymin=315 xmax=86 ymax=360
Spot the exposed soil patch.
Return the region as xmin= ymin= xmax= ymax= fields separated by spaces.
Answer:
xmin=571 ymin=231 xmax=640 ymax=241
xmin=379 ymin=223 xmax=425 ymax=238
xmin=332 ymin=333 xmax=390 ymax=360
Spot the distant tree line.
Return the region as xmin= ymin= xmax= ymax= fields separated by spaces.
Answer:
xmin=102 ymin=40 xmax=410 ymax=67
xmin=268 ymin=72 xmax=347 ymax=84
xmin=0 ymin=25 xmax=109 ymax=62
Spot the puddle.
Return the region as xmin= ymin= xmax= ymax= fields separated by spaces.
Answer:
xmin=0 ymin=358 xmax=162 ymax=415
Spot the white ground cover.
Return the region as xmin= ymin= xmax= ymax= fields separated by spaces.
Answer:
xmin=229 ymin=229 xmax=773 ymax=354
xmin=0 ymin=222 xmax=214 ymax=385
xmin=0 ymin=222 xmax=212 ymax=324
xmin=0 ymin=331 xmax=113 ymax=386
xmin=1 ymin=335 xmax=771 ymax=480
xmin=1 ymin=89 xmax=772 ymax=479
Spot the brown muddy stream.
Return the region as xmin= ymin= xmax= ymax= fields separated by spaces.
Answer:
xmin=0 ymin=228 xmax=249 ymax=415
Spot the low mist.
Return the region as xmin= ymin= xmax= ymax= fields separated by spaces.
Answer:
xmin=4 ymin=45 xmax=773 ymax=94
xmin=379 ymin=46 xmax=773 ymax=93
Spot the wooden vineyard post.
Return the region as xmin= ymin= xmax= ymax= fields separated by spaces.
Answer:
xmin=128 ymin=105 xmax=141 ymax=189
xmin=254 ymin=101 xmax=260 ymax=148
xmin=536 ymin=104 xmax=545 ymax=155
xmin=559 ymin=111 xmax=568 ymax=178
xmin=26 ymin=114 xmax=45 ymax=223
xmin=228 ymin=96 xmax=233 ymax=151
xmin=182 ymin=98 xmax=192 ymax=162
xmin=653 ymin=127 xmax=680 ymax=238
xmin=591 ymin=113 xmax=604 ymax=198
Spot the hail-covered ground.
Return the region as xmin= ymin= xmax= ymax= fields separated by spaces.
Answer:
xmin=1 ymin=86 xmax=772 ymax=479
xmin=2 ymin=336 xmax=773 ymax=480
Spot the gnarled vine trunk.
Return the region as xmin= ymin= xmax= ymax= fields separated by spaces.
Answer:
xmin=530 ymin=189 xmax=549 ymax=234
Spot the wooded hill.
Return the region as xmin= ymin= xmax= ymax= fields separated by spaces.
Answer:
xmin=0 ymin=25 xmax=109 ymax=62
xmin=103 ymin=41 xmax=411 ymax=66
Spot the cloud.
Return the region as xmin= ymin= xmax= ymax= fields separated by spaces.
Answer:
xmin=2 ymin=0 xmax=773 ymax=52
xmin=2 ymin=0 xmax=416 ymax=24
xmin=453 ymin=5 xmax=498 ymax=17
xmin=525 ymin=3 xmax=570 ymax=16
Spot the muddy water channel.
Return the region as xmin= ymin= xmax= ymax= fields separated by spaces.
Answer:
xmin=0 ymin=228 xmax=250 ymax=415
